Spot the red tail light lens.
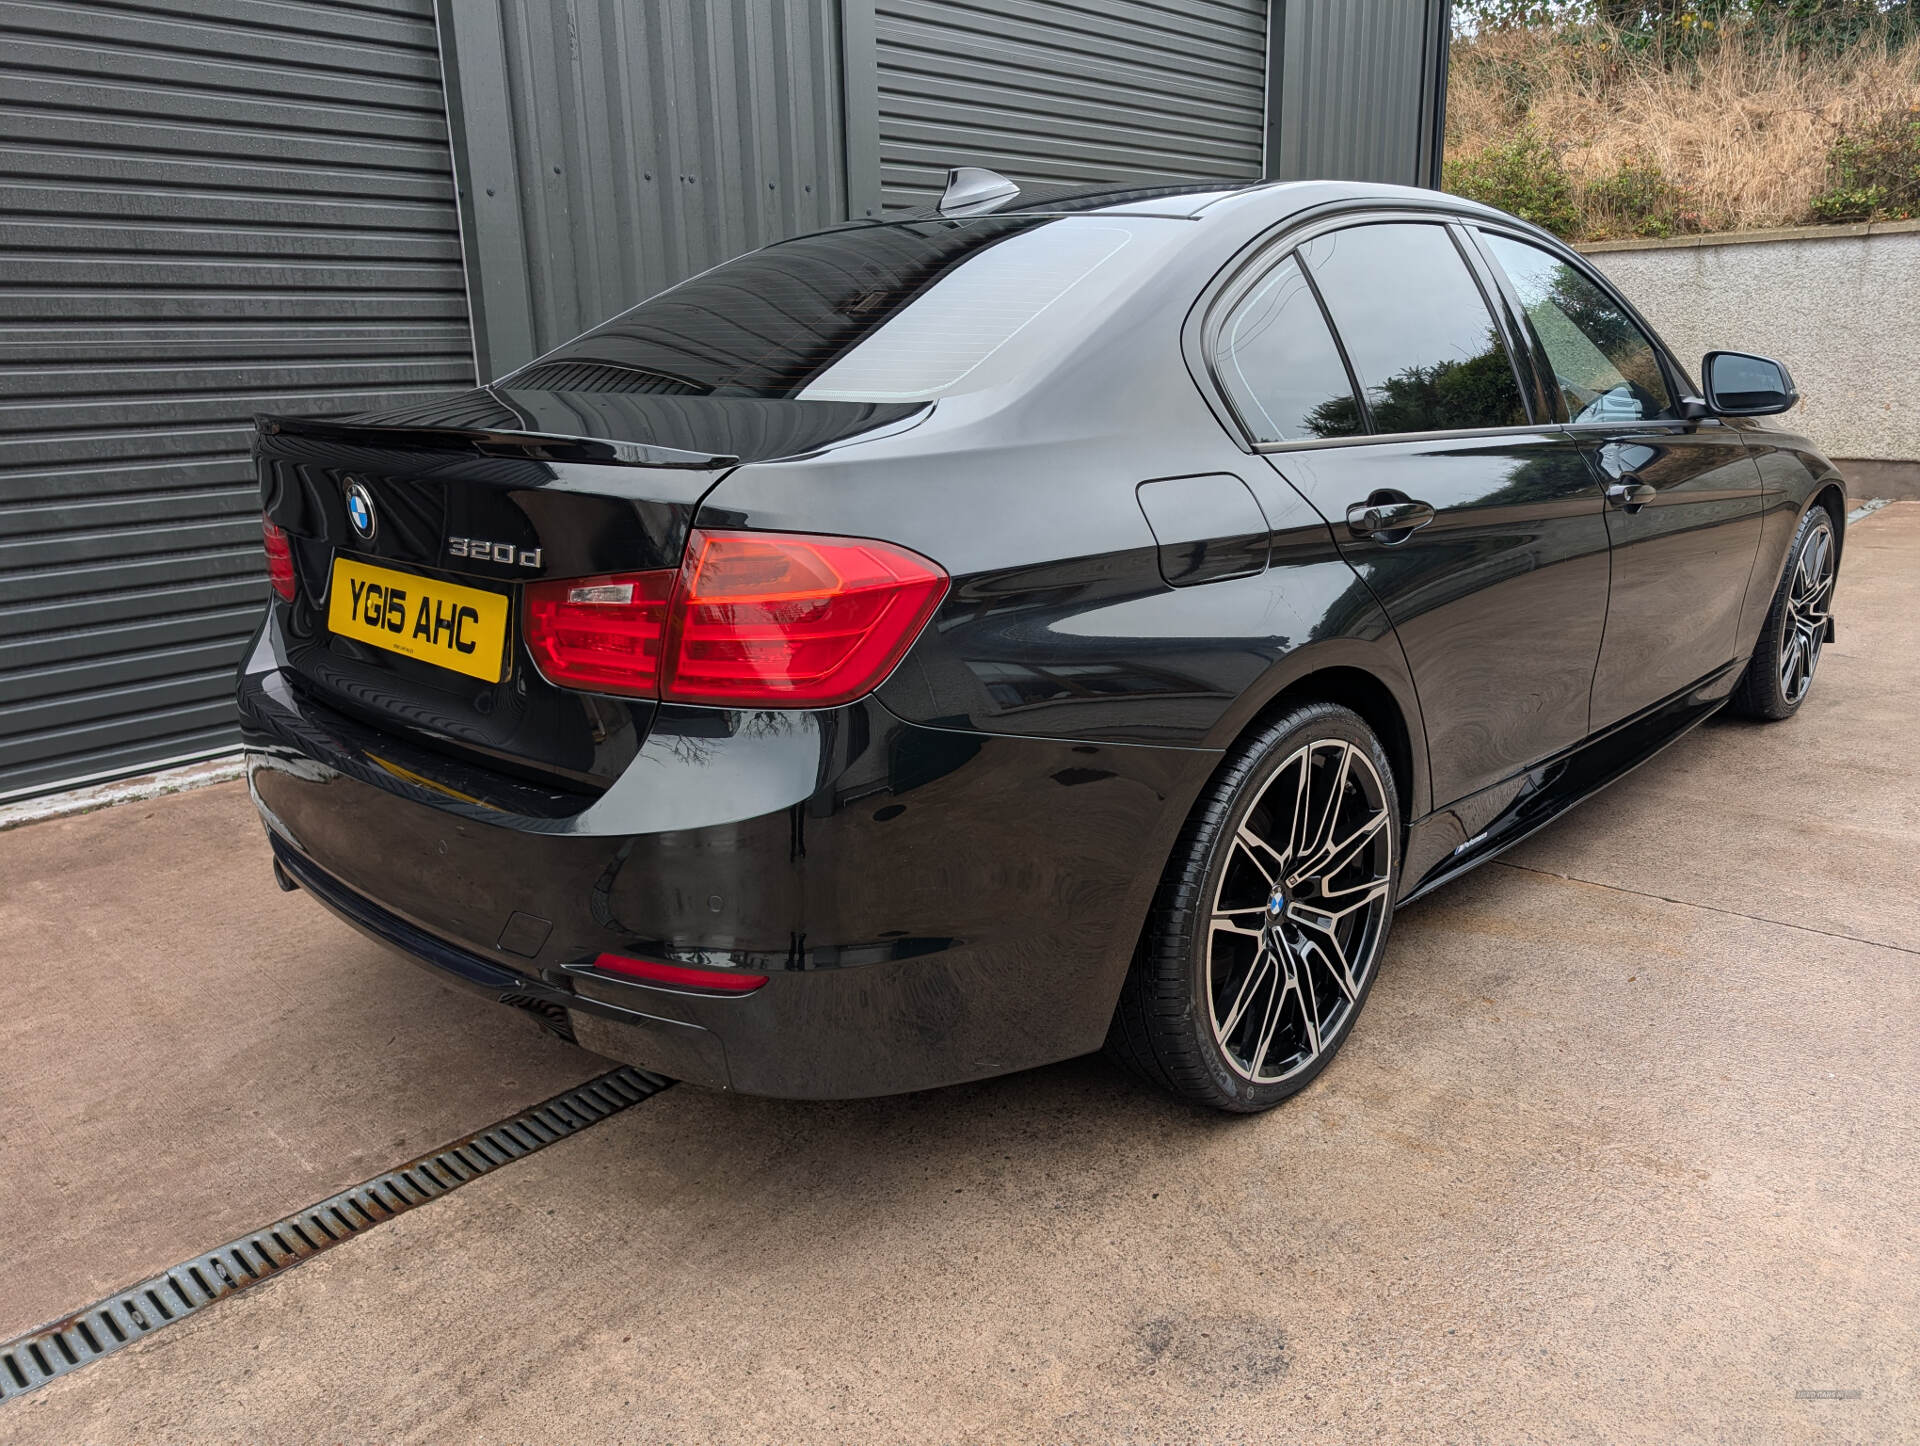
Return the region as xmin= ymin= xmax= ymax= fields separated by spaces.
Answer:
xmin=262 ymin=514 xmax=296 ymax=601
xmin=663 ymin=529 xmax=948 ymax=706
xmin=590 ymin=952 xmax=767 ymax=994
xmin=523 ymin=570 xmax=677 ymax=698
xmin=520 ymin=531 xmax=948 ymax=707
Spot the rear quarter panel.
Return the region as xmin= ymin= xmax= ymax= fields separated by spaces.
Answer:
xmin=696 ymin=315 xmax=1428 ymax=814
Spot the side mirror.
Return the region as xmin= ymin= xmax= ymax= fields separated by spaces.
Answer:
xmin=1702 ymin=351 xmax=1798 ymax=417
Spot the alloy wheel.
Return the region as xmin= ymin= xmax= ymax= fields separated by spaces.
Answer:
xmin=1206 ymin=739 xmax=1394 ymax=1085
xmin=1780 ymin=517 xmax=1835 ymax=706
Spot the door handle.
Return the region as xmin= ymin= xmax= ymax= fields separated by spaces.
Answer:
xmin=1346 ymin=498 xmax=1435 ymax=542
xmin=1605 ymin=481 xmax=1656 ymax=512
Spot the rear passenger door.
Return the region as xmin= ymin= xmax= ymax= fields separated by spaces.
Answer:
xmin=1472 ymin=229 xmax=1765 ymax=730
xmin=1210 ymin=218 xmax=1612 ymax=809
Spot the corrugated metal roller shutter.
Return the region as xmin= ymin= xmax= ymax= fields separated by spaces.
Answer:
xmin=441 ymin=0 xmax=847 ymax=376
xmin=1269 ymin=0 xmax=1450 ymax=188
xmin=874 ymin=0 xmax=1269 ymax=211
xmin=0 ymin=0 xmax=475 ymax=801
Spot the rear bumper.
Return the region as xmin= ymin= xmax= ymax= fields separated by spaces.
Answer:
xmin=238 ymin=619 xmax=1213 ymax=1098
xmin=267 ymin=833 xmax=734 ymax=1088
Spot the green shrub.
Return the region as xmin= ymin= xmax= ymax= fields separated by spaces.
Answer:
xmin=1582 ymin=156 xmax=1705 ymax=238
xmin=1455 ymin=2 xmax=1918 ymax=57
xmin=1443 ymin=132 xmax=1581 ymax=237
xmin=1810 ymin=105 xmax=1920 ymax=222
xmin=1810 ymin=185 xmax=1887 ymax=221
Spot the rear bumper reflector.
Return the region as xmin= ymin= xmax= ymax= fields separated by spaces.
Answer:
xmin=590 ymin=951 xmax=768 ymax=994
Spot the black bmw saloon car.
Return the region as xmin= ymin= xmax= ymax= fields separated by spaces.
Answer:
xmin=242 ymin=173 xmax=1843 ymax=1113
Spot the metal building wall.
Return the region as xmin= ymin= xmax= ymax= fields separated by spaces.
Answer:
xmin=433 ymin=0 xmax=1451 ymax=370
xmin=1267 ymin=0 xmax=1452 ymax=188
xmin=435 ymin=0 xmax=848 ymax=377
xmin=848 ymin=0 xmax=1271 ymax=215
xmin=0 ymin=0 xmax=475 ymax=802
xmin=4 ymin=0 xmax=1450 ymax=802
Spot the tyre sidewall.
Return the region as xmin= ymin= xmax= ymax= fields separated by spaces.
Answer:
xmin=1743 ymin=505 xmax=1833 ymax=720
xmin=1179 ymin=703 xmax=1401 ymax=1113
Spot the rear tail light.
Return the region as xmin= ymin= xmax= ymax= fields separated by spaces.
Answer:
xmin=522 ymin=529 xmax=947 ymax=707
xmin=589 ymin=952 xmax=767 ymax=994
xmin=523 ymin=571 xmax=675 ymax=698
xmin=262 ymin=514 xmax=296 ymax=601
xmin=666 ymin=529 xmax=948 ymax=706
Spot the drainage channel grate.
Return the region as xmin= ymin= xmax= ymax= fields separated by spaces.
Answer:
xmin=0 ymin=1065 xmax=667 ymax=1405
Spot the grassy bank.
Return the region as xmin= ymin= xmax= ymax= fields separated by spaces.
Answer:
xmin=1445 ymin=21 xmax=1920 ymax=239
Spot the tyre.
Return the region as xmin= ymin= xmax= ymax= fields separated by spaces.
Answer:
xmin=1728 ymin=505 xmax=1837 ymax=721
xmin=1107 ymin=701 xmax=1400 ymax=1113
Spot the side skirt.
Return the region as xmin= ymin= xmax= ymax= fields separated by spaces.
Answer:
xmin=1396 ymin=661 xmax=1740 ymax=906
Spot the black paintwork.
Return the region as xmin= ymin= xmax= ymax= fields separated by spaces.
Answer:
xmin=1263 ymin=429 xmax=1611 ymax=804
xmin=242 ymin=632 xmax=1202 ymax=1097
xmin=1580 ymin=423 xmax=1766 ymax=728
xmin=242 ymin=179 xmax=1845 ymax=1098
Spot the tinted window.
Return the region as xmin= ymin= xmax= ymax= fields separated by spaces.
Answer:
xmin=801 ymin=223 xmax=1133 ymax=400
xmin=1301 ymin=223 xmax=1528 ymax=434
xmin=1481 ymin=232 xmax=1677 ymax=424
xmin=521 ymin=217 xmax=1166 ymax=401
xmin=1212 ymin=256 xmax=1363 ymax=442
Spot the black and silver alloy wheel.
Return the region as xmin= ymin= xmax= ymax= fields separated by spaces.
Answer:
xmin=1207 ymin=739 xmax=1393 ymax=1085
xmin=1778 ymin=515 xmax=1834 ymax=706
xmin=1731 ymin=506 xmax=1839 ymax=721
xmin=1108 ymin=701 xmax=1401 ymax=1113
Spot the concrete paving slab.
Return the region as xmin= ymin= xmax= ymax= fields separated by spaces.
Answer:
xmin=0 ymin=782 xmax=601 ymax=1339
xmin=4 ymin=864 xmax=1913 ymax=1444
xmin=4 ymin=504 xmax=1914 ymax=1442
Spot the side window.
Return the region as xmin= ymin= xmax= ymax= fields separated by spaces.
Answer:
xmin=1300 ymin=223 xmax=1529 ymax=434
xmin=1211 ymin=256 xmax=1364 ymax=443
xmin=1480 ymin=232 xmax=1677 ymax=424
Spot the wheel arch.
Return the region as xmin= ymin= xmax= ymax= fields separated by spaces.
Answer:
xmin=1252 ymin=668 xmax=1418 ymax=827
xmin=1773 ymin=477 xmax=1848 ymax=604
xmin=1811 ymin=478 xmax=1847 ymax=564
xmin=1204 ymin=640 xmax=1430 ymax=823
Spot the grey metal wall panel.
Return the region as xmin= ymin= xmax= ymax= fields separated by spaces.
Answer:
xmin=0 ymin=0 xmax=476 ymax=801
xmin=872 ymin=0 xmax=1270 ymax=211
xmin=1268 ymin=0 xmax=1450 ymax=187
xmin=439 ymin=0 xmax=847 ymax=376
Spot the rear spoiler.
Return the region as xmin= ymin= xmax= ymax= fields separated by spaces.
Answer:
xmin=255 ymin=414 xmax=739 ymax=470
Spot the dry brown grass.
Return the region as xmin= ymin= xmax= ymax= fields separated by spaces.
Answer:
xmin=1447 ymin=22 xmax=1920 ymax=234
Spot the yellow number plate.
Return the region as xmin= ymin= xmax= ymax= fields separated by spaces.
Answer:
xmin=327 ymin=557 xmax=510 ymax=683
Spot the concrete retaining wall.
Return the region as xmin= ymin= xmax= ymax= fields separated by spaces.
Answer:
xmin=1580 ymin=220 xmax=1919 ymax=469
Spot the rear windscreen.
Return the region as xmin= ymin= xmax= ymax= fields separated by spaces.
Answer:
xmin=513 ymin=216 xmax=1176 ymax=402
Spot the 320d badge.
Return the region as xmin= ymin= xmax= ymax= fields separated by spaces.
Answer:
xmin=242 ymin=172 xmax=1843 ymax=1112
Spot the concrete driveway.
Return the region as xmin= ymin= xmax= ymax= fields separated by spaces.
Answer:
xmin=3 ymin=504 xmax=1914 ymax=1445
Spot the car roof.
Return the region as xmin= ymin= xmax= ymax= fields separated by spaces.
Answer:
xmin=878 ymin=178 xmax=1263 ymax=219
xmin=847 ymin=176 xmax=1522 ymax=229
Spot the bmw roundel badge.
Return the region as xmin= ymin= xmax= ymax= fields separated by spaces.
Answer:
xmin=344 ymin=479 xmax=377 ymax=541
